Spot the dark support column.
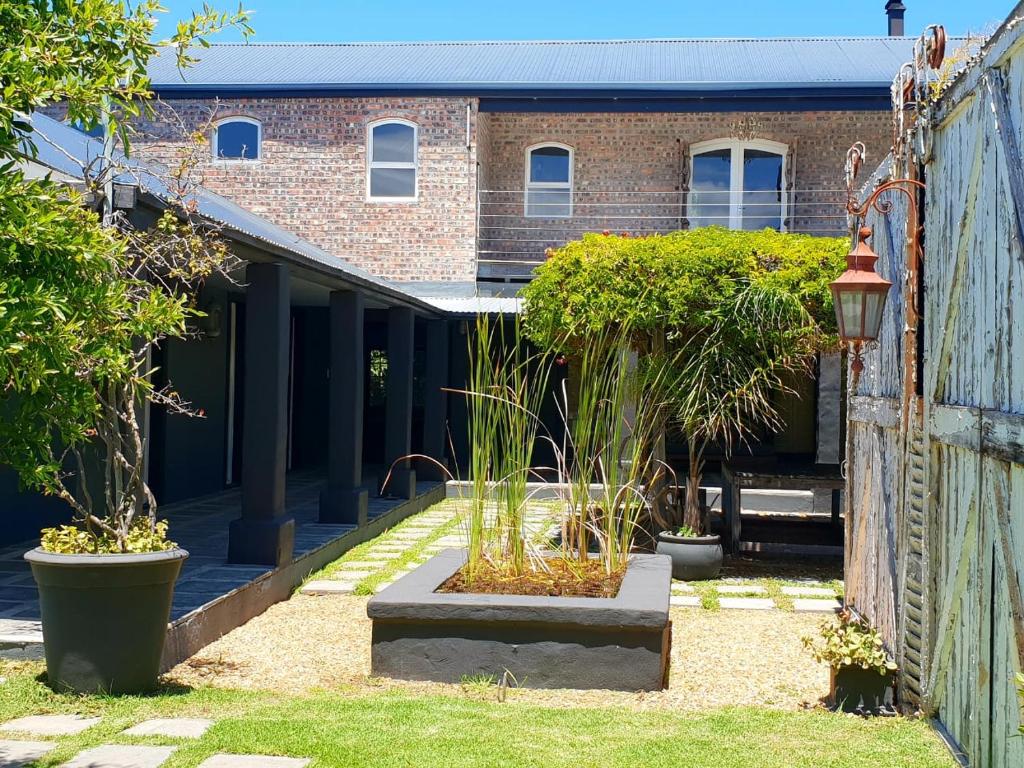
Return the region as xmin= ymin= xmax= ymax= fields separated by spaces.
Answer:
xmin=447 ymin=320 xmax=469 ymax=472
xmin=421 ymin=319 xmax=450 ymax=481
xmin=229 ymin=262 xmax=295 ymax=565
xmin=319 ymin=290 xmax=368 ymax=525
xmin=383 ymin=306 xmax=416 ymax=498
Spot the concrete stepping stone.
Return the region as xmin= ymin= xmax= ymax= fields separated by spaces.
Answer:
xmin=0 ymin=739 xmax=56 ymax=767
xmin=670 ymin=582 xmax=694 ymax=593
xmin=718 ymin=597 xmax=775 ymax=611
xmin=793 ymin=598 xmax=842 ymax=613
xmin=61 ymin=745 xmax=176 ymax=768
xmin=333 ymin=562 xmax=383 ymax=571
xmin=300 ymin=580 xmax=356 ymax=595
xmin=669 ymin=595 xmax=701 ymax=607
xmin=716 ymin=584 xmax=766 ymax=595
xmin=122 ymin=718 xmax=213 ymax=738
xmin=330 ymin=570 xmax=373 ymax=580
xmin=2 ymin=715 xmax=100 ymax=736
xmin=362 ymin=550 xmax=403 ymax=560
xmin=197 ymin=755 xmax=310 ymax=768
xmin=782 ymin=585 xmax=838 ymax=598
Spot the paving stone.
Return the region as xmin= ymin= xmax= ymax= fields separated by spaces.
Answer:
xmin=716 ymin=584 xmax=766 ymax=595
xmin=329 ymin=570 xmax=373 ymax=580
xmin=299 ymin=580 xmax=356 ymax=595
xmin=0 ymin=620 xmax=43 ymax=644
xmin=793 ymin=598 xmax=842 ymax=613
xmin=1 ymin=715 xmax=100 ymax=736
xmin=669 ymin=595 xmax=701 ymax=607
xmin=0 ymin=739 xmax=56 ymax=766
xmin=197 ymin=755 xmax=310 ymax=768
xmin=61 ymin=744 xmax=176 ymax=768
xmin=718 ymin=597 xmax=775 ymax=611
xmin=332 ymin=562 xmax=383 ymax=571
xmin=122 ymin=718 xmax=213 ymax=738
xmin=781 ymin=585 xmax=838 ymax=598
xmin=670 ymin=582 xmax=694 ymax=593
xmin=361 ymin=550 xmax=403 ymax=559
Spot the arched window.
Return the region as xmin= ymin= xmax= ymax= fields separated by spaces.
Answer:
xmin=367 ymin=119 xmax=417 ymax=201
xmin=213 ymin=117 xmax=261 ymax=161
xmin=688 ymin=139 xmax=788 ymax=231
xmin=525 ymin=143 xmax=573 ymax=218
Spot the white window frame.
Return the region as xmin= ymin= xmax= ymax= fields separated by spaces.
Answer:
xmin=367 ymin=118 xmax=418 ymax=203
xmin=212 ymin=116 xmax=262 ymax=163
xmin=688 ymin=138 xmax=789 ymax=231
xmin=524 ymin=142 xmax=574 ymax=218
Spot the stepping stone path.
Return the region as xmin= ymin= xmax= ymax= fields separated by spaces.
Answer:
xmin=299 ymin=501 xmax=561 ymax=597
xmin=793 ymin=598 xmax=842 ymax=613
xmin=669 ymin=595 xmax=701 ymax=607
xmin=719 ymin=597 xmax=775 ymax=611
xmin=0 ymin=717 xmax=312 ymax=768
xmin=717 ymin=584 xmax=766 ymax=595
xmin=61 ymin=744 xmax=176 ymax=768
xmin=122 ymin=718 xmax=213 ymax=738
xmin=1 ymin=714 xmax=100 ymax=736
xmin=0 ymin=739 xmax=55 ymax=767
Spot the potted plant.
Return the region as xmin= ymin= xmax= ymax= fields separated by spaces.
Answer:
xmin=803 ymin=609 xmax=898 ymax=713
xmin=655 ymin=524 xmax=723 ymax=581
xmin=0 ymin=2 xmax=250 ymax=693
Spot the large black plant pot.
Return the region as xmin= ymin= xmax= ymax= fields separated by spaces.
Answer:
xmin=830 ymin=665 xmax=896 ymax=713
xmin=25 ymin=547 xmax=188 ymax=694
xmin=655 ymin=531 xmax=723 ymax=581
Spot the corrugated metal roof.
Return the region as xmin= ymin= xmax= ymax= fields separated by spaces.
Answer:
xmin=22 ymin=113 xmax=437 ymax=311
xmin=147 ymin=37 xmax=918 ymax=91
xmin=423 ymin=296 xmax=522 ymax=315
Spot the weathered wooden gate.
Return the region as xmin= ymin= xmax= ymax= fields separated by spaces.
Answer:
xmin=846 ymin=7 xmax=1024 ymax=766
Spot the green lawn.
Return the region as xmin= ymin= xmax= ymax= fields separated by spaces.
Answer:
xmin=0 ymin=662 xmax=954 ymax=768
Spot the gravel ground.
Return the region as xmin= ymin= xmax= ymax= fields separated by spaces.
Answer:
xmin=166 ymin=594 xmax=833 ymax=712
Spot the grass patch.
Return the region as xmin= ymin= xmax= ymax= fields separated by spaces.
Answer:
xmin=0 ymin=661 xmax=954 ymax=768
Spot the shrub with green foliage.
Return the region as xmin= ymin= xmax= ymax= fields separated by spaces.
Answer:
xmin=521 ymin=227 xmax=848 ymax=533
xmin=803 ymin=610 xmax=898 ymax=676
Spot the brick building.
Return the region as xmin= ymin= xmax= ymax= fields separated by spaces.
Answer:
xmin=131 ymin=35 xmax=912 ymax=296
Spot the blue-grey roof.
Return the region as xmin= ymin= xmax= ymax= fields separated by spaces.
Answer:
xmin=147 ymin=37 xmax=918 ymax=94
xmin=21 ymin=113 xmax=437 ymax=311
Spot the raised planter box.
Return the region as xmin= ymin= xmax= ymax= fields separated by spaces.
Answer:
xmin=367 ymin=549 xmax=672 ymax=691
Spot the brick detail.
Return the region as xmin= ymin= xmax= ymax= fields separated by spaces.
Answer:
xmin=131 ymin=98 xmax=478 ymax=283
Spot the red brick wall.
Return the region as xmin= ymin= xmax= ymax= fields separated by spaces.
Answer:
xmin=131 ymin=97 xmax=479 ymax=282
xmin=477 ymin=110 xmax=892 ymax=276
xmin=122 ymin=101 xmax=889 ymax=283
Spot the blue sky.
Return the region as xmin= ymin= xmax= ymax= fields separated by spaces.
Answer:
xmin=154 ymin=0 xmax=1012 ymax=42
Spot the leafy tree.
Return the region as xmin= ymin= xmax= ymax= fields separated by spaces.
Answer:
xmin=0 ymin=1 xmax=250 ymax=552
xmin=521 ymin=227 xmax=848 ymax=534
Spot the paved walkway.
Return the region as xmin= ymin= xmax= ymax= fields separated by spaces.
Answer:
xmin=0 ymin=714 xmax=311 ymax=768
xmin=300 ymin=498 xmax=841 ymax=612
xmin=0 ymin=471 xmax=440 ymax=650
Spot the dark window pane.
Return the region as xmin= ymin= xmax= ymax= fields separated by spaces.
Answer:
xmin=690 ymin=149 xmax=731 ymax=228
xmin=741 ymin=149 xmax=783 ymax=230
xmin=372 ymin=123 xmax=415 ymax=163
xmin=529 ymin=146 xmax=570 ymax=183
xmin=370 ymin=167 xmax=416 ymax=198
xmin=216 ymin=121 xmax=259 ymax=160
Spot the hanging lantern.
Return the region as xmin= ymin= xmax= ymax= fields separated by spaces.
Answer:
xmin=830 ymin=226 xmax=892 ymax=372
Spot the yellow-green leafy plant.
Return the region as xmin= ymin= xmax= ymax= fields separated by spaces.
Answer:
xmin=40 ymin=520 xmax=176 ymax=555
xmin=802 ymin=610 xmax=898 ymax=676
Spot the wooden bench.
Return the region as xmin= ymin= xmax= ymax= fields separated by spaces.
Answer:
xmin=719 ymin=463 xmax=845 ymax=553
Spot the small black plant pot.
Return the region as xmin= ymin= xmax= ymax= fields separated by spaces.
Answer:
xmin=830 ymin=664 xmax=896 ymax=713
xmin=25 ymin=547 xmax=188 ymax=695
xmin=655 ymin=531 xmax=723 ymax=581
